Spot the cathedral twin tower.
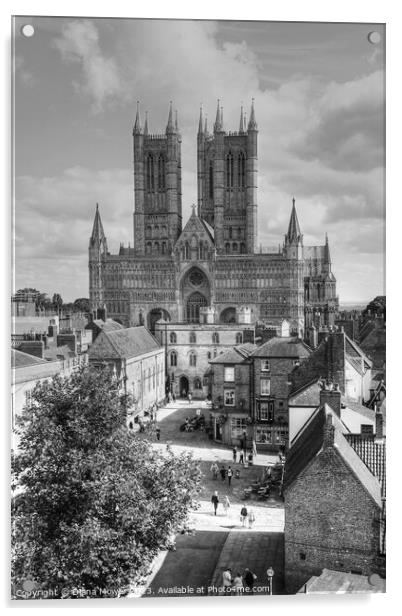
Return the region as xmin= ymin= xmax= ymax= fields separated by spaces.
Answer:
xmin=132 ymin=100 xmax=258 ymax=258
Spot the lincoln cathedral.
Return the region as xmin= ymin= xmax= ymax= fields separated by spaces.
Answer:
xmin=89 ymin=101 xmax=338 ymax=337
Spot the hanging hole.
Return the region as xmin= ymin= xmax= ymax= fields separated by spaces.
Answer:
xmin=368 ymin=31 xmax=381 ymax=44
xmin=21 ymin=24 xmax=35 ymax=38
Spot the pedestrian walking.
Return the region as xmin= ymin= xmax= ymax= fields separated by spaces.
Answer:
xmin=233 ymin=572 xmax=243 ymax=596
xmin=240 ymin=505 xmax=248 ymax=527
xmin=220 ymin=465 xmax=226 ymax=481
xmin=227 ymin=466 xmax=233 ymax=487
xmin=248 ymin=508 xmax=256 ymax=529
xmin=223 ymin=495 xmax=231 ymax=516
xmin=188 ymin=392 xmax=192 ymax=404
xmin=239 ymin=450 xmax=244 ymax=465
xmin=211 ymin=491 xmax=219 ymax=515
xmin=156 ymin=427 xmax=161 ymax=441
xmin=232 ymin=447 xmax=237 ymax=463
xmin=210 ymin=462 xmax=219 ymax=480
xmin=243 ymin=568 xmax=257 ymax=593
xmin=222 ymin=567 xmax=232 ymax=595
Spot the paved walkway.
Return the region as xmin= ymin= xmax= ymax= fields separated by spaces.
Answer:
xmin=135 ymin=401 xmax=285 ymax=597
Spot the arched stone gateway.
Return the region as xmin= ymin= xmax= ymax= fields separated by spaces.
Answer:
xmin=147 ymin=308 xmax=171 ymax=334
xmin=220 ymin=306 xmax=236 ymax=324
xmin=180 ymin=266 xmax=210 ymax=323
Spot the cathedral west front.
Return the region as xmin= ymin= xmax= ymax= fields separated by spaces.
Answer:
xmin=89 ymin=101 xmax=338 ymax=337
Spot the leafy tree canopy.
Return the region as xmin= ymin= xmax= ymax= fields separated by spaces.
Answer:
xmin=12 ymin=366 xmax=201 ymax=599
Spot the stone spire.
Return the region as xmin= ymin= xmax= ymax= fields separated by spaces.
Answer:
xmin=214 ymin=99 xmax=222 ymax=132
xmin=144 ymin=111 xmax=149 ymax=136
xmin=175 ymin=109 xmax=179 ymax=133
xmin=239 ymin=105 xmax=246 ymax=133
xmin=133 ymin=101 xmax=141 ymax=134
xmin=166 ymin=101 xmax=174 ymax=134
xmin=204 ymin=115 xmax=208 ymax=135
xmin=248 ymin=98 xmax=258 ymax=131
xmin=220 ymin=105 xmax=224 ymax=131
xmin=325 ymin=232 xmax=332 ymax=263
xmin=198 ymin=105 xmax=204 ymax=135
xmin=90 ymin=203 xmax=107 ymax=249
xmin=286 ymin=198 xmax=302 ymax=243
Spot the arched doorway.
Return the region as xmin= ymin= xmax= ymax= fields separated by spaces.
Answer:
xmin=186 ymin=292 xmax=207 ymax=323
xmin=220 ymin=307 xmax=236 ymax=324
xmin=147 ymin=308 xmax=171 ymax=334
xmin=179 ymin=375 xmax=189 ymax=398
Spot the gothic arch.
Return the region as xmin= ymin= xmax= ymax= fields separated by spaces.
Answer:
xmin=180 ymin=265 xmax=211 ymax=324
xmin=147 ymin=307 xmax=171 ymax=334
xmin=220 ymin=306 xmax=236 ymax=324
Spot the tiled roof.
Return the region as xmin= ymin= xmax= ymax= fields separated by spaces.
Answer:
xmin=44 ymin=345 xmax=75 ymax=361
xmin=88 ymin=326 xmax=161 ymax=360
xmin=345 ymin=434 xmax=386 ymax=497
xmin=300 ymin=569 xmax=385 ymax=593
xmin=284 ymin=404 xmax=382 ymax=508
xmin=251 ymin=336 xmax=311 ymax=358
xmin=289 ymin=378 xmax=321 ymax=406
xmin=209 ymin=343 xmax=256 ymax=364
xmin=101 ymin=320 xmax=125 ymax=333
xmin=11 ymin=349 xmax=48 ymax=368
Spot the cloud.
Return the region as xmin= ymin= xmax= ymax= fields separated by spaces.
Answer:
xmin=52 ymin=20 xmax=125 ymax=112
xmin=14 ymin=56 xmax=37 ymax=87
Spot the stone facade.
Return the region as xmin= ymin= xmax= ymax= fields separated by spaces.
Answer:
xmin=154 ymin=320 xmax=255 ymax=400
xmin=88 ymin=102 xmax=338 ymax=336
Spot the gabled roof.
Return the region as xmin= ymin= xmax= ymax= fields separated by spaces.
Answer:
xmin=209 ymin=343 xmax=256 ymax=364
xmin=289 ymin=377 xmax=321 ymax=406
xmin=252 ymin=336 xmax=311 ymax=358
xmin=88 ymin=326 xmax=161 ymax=360
xmin=345 ymin=434 xmax=386 ymax=497
xmin=11 ymin=348 xmax=48 ymax=369
xmin=284 ymin=404 xmax=382 ymax=508
xmin=175 ymin=209 xmax=215 ymax=246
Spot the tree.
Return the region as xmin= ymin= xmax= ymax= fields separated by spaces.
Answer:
xmin=73 ymin=298 xmax=90 ymax=313
xmin=12 ymin=367 xmax=201 ymax=598
xmin=52 ymin=293 xmax=63 ymax=313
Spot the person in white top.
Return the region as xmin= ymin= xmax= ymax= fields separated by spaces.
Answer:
xmin=222 ymin=567 xmax=232 ymax=595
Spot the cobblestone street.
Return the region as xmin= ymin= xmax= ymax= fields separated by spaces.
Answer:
xmin=135 ymin=401 xmax=285 ymax=598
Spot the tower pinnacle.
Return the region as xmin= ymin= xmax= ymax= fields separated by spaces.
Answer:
xmin=133 ymin=101 xmax=141 ymax=134
xmin=144 ymin=111 xmax=149 ymax=136
xmin=166 ymin=101 xmax=174 ymax=134
xmin=239 ymin=105 xmax=246 ymax=133
xmin=198 ymin=105 xmax=204 ymax=135
xmin=286 ymin=198 xmax=302 ymax=244
xmin=248 ymin=98 xmax=258 ymax=131
xmin=90 ymin=203 xmax=107 ymax=249
xmin=214 ymin=99 xmax=222 ymax=132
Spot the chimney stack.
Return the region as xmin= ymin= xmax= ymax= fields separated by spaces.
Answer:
xmin=375 ymin=406 xmax=384 ymax=442
xmin=319 ymin=379 xmax=341 ymax=417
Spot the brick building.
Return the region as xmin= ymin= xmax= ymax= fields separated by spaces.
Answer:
xmin=88 ymin=326 xmax=165 ymax=425
xmin=284 ymin=382 xmax=385 ymax=593
xmin=207 ymin=331 xmax=312 ymax=451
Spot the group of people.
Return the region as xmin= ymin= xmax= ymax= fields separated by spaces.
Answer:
xmin=222 ymin=567 xmax=258 ymax=595
xmin=210 ymin=463 xmax=235 ymax=486
xmin=210 ymin=492 xmax=256 ymax=527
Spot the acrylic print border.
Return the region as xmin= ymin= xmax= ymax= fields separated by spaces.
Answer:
xmin=3 ymin=0 xmax=392 ymax=609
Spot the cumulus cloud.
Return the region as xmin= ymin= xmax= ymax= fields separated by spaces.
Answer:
xmin=52 ymin=20 xmax=126 ymax=112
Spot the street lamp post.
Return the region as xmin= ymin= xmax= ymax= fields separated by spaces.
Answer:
xmin=266 ymin=567 xmax=274 ymax=595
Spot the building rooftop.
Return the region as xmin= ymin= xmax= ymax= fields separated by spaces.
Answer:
xmin=209 ymin=343 xmax=256 ymax=364
xmin=11 ymin=348 xmax=48 ymax=369
xmin=252 ymin=336 xmax=311 ymax=358
xmin=284 ymin=404 xmax=382 ymax=508
xmin=88 ymin=326 xmax=161 ymax=360
xmin=299 ymin=569 xmax=385 ymax=594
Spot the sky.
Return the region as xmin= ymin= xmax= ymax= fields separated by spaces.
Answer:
xmin=12 ymin=16 xmax=385 ymax=303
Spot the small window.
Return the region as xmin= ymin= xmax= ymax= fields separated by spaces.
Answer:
xmin=224 ymin=366 xmax=235 ymax=382
xmin=299 ymin=552 xmax=306 ymax=561
xmin=212 ymin=332 xmax=219 ymax=344
xmin=170 ymin=351 xmax=177 ymax=367
xmin=207 ymin=351 xmax=212 ymax=360
xmin=361 ymin=424 xmax=374 ymax=436
xmin=261 ymin=359 xmax=270 ymax=372
xmin=194 ymin=377 xmax=202 ymax=390
xmin=260 ymin=379 xmax=271 ymax=396
xmin=189 ymin=352 xmax=197 ymax=367
xmin=260 ymin=402 xmax=269 ymax=421
xmin=236 ymin=332 xmax=243 ymax=344
xmin=224 ymin=389 xmax=235 ymax=406
xmin=170 ymin=332 xmax=177 ymax=344
xmin=189 ymin=332 xmax=196 ymax=344
xmin=293 ymin=359 xmax=300 ymax=367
